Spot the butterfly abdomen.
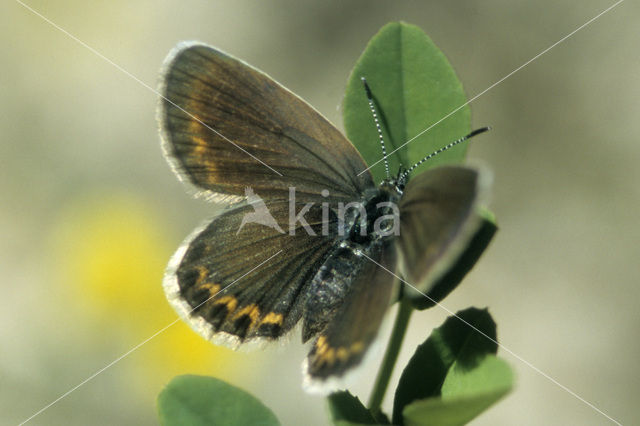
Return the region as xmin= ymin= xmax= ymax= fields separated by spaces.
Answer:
xmin=302 ymin=244 xmax=363 ymax=342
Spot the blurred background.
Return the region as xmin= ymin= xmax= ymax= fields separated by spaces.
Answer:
xmin=2 ymin=1 xmax=638 ymax=424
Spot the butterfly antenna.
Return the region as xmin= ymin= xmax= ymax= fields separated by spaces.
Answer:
xmin=361 ymin=77 xmax=390 ymax=179
xmin=401 ymin=127 xmax=491 ymax=180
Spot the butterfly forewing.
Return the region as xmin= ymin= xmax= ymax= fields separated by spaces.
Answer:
xmin=159 ymin=42 xmax=373 ymax=204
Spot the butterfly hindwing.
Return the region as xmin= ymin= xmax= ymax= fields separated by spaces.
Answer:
xmin=398 ymin=165 xmax=489 ymax=293
xmin=164 ymin=200 xmax=336 ymax=347
xmin=303 ymin=240 xmax=397 ymax=392
xmin=159 ymin=42 xmax=374 ymax=204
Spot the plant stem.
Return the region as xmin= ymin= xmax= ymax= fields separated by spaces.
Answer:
xmin=368 ymin=294 xmax=413 ymax=418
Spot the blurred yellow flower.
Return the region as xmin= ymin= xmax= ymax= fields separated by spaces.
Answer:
xmin=49 ymin=190 xmax=250 ymax=397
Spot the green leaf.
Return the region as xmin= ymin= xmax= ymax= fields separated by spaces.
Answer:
xmin=327 ymin=391 xmax=384 ymax=425
xmin=403 ymin=356 xmax=513 ymax=426
xmin=478 ymin=206 xmax=497 ymax=225
xmin=343 ymin=22 xmax=471 ymax=184
xmin=408 ymin=212 xmax=498 ymax=310
xmin=157 ymin=375 xmax=280 ymax=426
xmin=392 ymin=308 xmax=497 ymax=424
xmin=442 ymin=355 xmax=513 ymax=398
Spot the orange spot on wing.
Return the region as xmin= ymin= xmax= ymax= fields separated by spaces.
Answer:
xmin=213 ymin=295 xmax=237 ymax=314
xmin=260 ymin=312 xmax=284 ymax=326
xmin=315 ymin=336 xmax=328 ymax=355
xmin=199 ymin=282 xmax=220 ymax=296
xmin=195 ymin=266 xmax=208 ymax=284
xmin=314 ymin=336 xmax=336 ymax=366
xmin=192 ymin=136 xmax=209 ymax=156
xmin=350 ymin=341 xmax=364 ymax=354
xmin=233 ymin=304 xmax=260 ymax=325
xmin=336 ymin=347 xmax=349 ymax=362
xmin=319 ymin=348 xmax=336 ymax=365
xmin=313 ymin=337 xmax=365 ymax=366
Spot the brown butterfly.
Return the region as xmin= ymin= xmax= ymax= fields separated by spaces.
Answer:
xmin=158 ymin=42 xmax=490 ymax=393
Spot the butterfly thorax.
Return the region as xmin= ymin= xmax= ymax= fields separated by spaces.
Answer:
xmin=348 ymin=182 xmax=402 ymax=243
xmin=348 ymin=167 xmax=407 ymax=242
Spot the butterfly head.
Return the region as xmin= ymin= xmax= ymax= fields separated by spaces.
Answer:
xmin=378 ymin=165 xmax=408 ymax=197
